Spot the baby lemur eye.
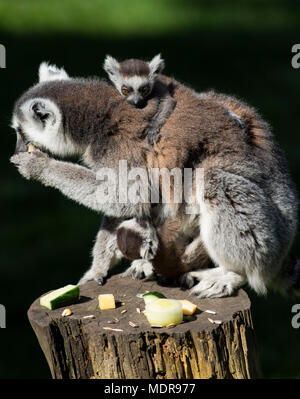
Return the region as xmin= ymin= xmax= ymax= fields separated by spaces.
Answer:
xmin=121 ymin=86 xmax=131 ymax=96
xmin=140 ymin=85 xmax=150 ymax=97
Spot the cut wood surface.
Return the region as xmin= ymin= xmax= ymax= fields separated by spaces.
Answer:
xmin=28 ymin=274 xmax=260 ymax=379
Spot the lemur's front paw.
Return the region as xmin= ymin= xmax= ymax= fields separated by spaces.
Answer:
xmin=121 ymin=259 xmax=156 ymax=280
xmin=140 ymin=236 xmax=158 ymax=261
xmin=117 ymin=219 xmax=159 ymax=261
xmin=10 ymin=150 xmax=49 ymax=180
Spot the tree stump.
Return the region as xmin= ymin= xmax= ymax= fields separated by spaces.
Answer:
xmin=28 ymin=275 xmax=260 ymax=379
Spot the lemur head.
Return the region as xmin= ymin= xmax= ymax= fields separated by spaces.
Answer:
xmin=103 ymin=54 xmax=165 ymax=108
xmin=11 ymin=62 xmax=82 ymax=157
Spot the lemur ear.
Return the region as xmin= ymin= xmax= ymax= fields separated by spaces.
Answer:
xmin=103 ymin=55 xmax=120 ymax=81
xmin=148 ymin=54 xmax=165 ymax=77
xmin=29 ymin=99 xmax=55 ymax=126
xmin=39 ymin=62 xmax=70 ymax=83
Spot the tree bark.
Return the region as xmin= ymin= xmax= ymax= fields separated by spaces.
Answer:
xmin=28 ymin=275 xmax=260 ymax=379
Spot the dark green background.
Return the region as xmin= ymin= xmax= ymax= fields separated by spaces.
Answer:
xmin=0 ymin=0 xmax=299 ymax=378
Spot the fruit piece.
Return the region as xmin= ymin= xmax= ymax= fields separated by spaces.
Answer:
xmin=142 ymin=291 xmax=166 ymax=306
xmin=145 ymin=299 xmax=183 ymax=327
xmin=98 ymin=294 xmax=116 ymax=310
xmin=61 ymin=308 xmax=72 ymax=317
xmin=28 ymin=143 xmax=39 ymax=153
xmin=178 ymin=299 xmax=197 ymax=315
xmin=40 ymin=285 xmax=79 ymax=310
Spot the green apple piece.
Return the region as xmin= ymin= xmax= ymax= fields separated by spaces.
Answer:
xmin=40 ymin=284 xmax=79 ymax=310
xmin=145 ymin=299 xmax=183 ymax=327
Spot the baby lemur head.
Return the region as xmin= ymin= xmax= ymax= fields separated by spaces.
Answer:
xmin=103 ymin=54 xmax=165 ymax=108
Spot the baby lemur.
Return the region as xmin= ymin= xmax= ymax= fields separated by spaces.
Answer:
xmin=103 ymin=54 xmax=176 ymax=144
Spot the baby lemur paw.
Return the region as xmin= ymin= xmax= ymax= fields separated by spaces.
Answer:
xmin=117 ymin=218 xmax=159 ymax=261
xmin=140 ymin=236 xmax=158 ymax=260
xmin=142 ymin=125 xmax=161 ymax=145
xmin=121 ymin=259 xmax=156 ymax=280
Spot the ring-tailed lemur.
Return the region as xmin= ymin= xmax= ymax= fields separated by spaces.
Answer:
xmin=103 ymin=54 xmax=176 ymax=144
xmin=10 ymin=62 xmax=300 ymax=298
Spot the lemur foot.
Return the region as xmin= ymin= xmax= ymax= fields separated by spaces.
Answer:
xmin=121 ymin=259 xmax=156 ymax=280
xmin=188 ymin=269 xmax=245 ymax=298
xmin=77 ymin=271 xmax=106 ymax=286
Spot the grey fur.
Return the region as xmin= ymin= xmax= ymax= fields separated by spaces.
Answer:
xmin=10 ymin=63 xmax=299 ymax=298
xmin=141 ymin=88 xmax=176 ymax=145
xmin=79 ymin=216 xmax=123 ymax=285
xmin=78 ymin=216 xmax=157 ymax=285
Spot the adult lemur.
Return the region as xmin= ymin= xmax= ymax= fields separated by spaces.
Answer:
xmin=10 ymin=62 xmax=299 ymax=298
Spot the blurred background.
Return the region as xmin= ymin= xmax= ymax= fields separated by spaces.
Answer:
xmin=0 ymin=0 xmax=300 ymax=378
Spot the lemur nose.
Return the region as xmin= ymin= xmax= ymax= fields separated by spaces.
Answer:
xmin=15 ymin=132 xmax=28 ymax=154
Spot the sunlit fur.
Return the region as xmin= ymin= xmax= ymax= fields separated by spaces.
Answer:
xmin=39 ymin=62 xmax=70 ymax=83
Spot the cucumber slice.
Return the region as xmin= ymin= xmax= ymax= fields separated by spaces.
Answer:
xmin=40 ymin=284 xmax=80 ymax=310
xmin=142 ymin=291 xmax=166 ymax=306
xmin=145 ymin=299 xmax=183 ymax=327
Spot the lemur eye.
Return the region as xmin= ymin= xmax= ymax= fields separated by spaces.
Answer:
xmin=121 ymin=86 xmax=130 ymax=95
xmin=140 ymin=85 xmax=150 ymax=97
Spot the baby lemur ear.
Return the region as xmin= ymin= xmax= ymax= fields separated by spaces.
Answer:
xmin=103 ymin=55 xmax=120 ymax=83
xmin=148 ymin=54 xmax=165 ymax=77
xmin=29 ymin=99 xmax=56 ymax=127
xmin=38 ymin=62 xmax=70 ymax=83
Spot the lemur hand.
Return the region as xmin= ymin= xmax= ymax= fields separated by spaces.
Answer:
xmin=10 ymin=150 xmax=50 ymax=180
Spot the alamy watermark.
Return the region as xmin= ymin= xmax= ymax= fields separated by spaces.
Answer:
xmin=291 ymin=304 xmax=300 ymax=329
xmin=95 ymin=160 xmax=204 ymax=214
xmin=0 ymin=304 xmax=6 ymax=328
xmin=0 ymin=44 xmax=6 ymax=69
xmin=291 ymin=44 xmax=300 ymax=69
